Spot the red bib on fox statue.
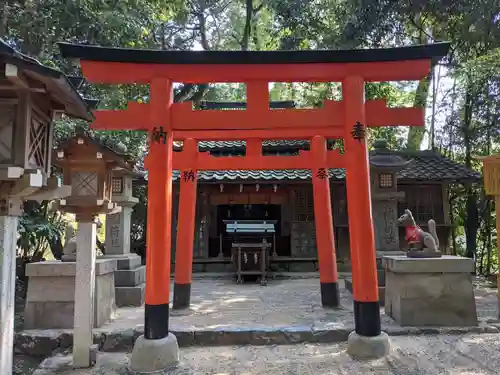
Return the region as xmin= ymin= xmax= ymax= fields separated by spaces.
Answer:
xmin=405 ymin=226 xmax=420 ymax=243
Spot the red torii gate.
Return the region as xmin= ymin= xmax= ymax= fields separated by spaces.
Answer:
xmin=59 ymin=42 xmax=449 ymax=368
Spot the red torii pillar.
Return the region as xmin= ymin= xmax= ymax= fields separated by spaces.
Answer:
xmin=311 ymin=135 xmax=340 ymax=307
xmin=173 ymin=138 xmax=198 ymax=310
xmin=139 ymin=78 xmax=178 ymax=358
xmin=343 ymin=76 xmax=388 ymax=355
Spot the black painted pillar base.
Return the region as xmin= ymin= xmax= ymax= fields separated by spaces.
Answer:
xmin=172 ymin=283 xmax=191 ymax=310
xmin=320 ymin=282 xmax=340 ymax=308
xmin=353 ymin=300 xmax=381 ymax=337
xmin=144 ymin=303 xmax=170 ymax=340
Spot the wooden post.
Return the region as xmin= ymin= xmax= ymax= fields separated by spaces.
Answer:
xmin=311 ymin=135 xmax=340 ymax=307
xmin=173 ymin=139 xmax=198 ymax=310
xmin=496 ymin=196 xmax=500 ymax=317
xmin=0 ymin=199 xmax=21 ymax=375
xmin=343 ymin=76 xmax=381 ymax=337
xmin=73 ymin=217 xmax=97 ymax=368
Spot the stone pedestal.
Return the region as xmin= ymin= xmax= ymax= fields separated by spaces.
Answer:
xmin=104 ymin=206 xmax=145 ymax=307
xmin=24 ymin=259 xmax=117 ymax=329
xmin=384 ymin=255 xmax=477 ymax=326
xmin=105 ymin=207 xmax=132 ymax=256
xmin=100 ymin=253 xmax=145 ymax=307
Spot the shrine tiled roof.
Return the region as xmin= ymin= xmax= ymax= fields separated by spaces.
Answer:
xmin=198 ymin=140 xmax=309 ymax=150
xmin=170 ymin=150 xmax=480 ymax=183
xmin=394 ymin=151 xmax=481 ymax=182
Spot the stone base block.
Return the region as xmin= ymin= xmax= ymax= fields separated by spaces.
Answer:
xmin=101 ymin=254 xmax=145 ymax=307
xmin=344 ymin=279 xmax=385 ymax=306
xmin=114 ymin=254 xmax=142 ymax=270
xmin=345 ymin=278 xmax=353 ymax=293
xmin=129 ymin=334 xmax=179 ymax=374
xmin=346 ymin=331 xmax=390 ymax=360
xmin=377 ymin=269 xmax=385 ymax=286
xmin=114 ymin=266 xmax=145 ymax=287
xmin=204 ymin=263 xmax=233 ymax=272
xmin=384 ymin=255 xmax=478 ymax=326
xmin=24 ymin=259 xmax=117 ymax=329
xmin=289 ymin=263 xmax=317 ymax=272
xmin=115 ymin=284 xmax=145 ymax=307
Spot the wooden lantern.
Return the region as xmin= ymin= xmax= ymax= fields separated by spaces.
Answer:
xmin=476 ymin=155 xmax=500 ymax=196
xmin=476 ymin=155 xmax=500 ymax=317
xmin=54 ymin=128 xmax=136 ymax=219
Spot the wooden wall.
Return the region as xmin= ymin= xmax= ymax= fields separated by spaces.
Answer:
xmin=171 ymin=181 xmax=450 ymax=260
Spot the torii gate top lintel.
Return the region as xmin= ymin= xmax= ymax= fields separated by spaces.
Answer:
xmin=57 ymin=42 xmax=450 ymax=138
xmin=59 ymin=42 xmax=450 ymax=83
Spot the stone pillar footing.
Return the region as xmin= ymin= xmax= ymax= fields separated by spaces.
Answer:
xmin=129 ymin=333 xmax=179 ymax=374
xmin=100 ymin=254 xmax=145 ymax=307
xmin=346 ymin=331 xmax=390 ymax=360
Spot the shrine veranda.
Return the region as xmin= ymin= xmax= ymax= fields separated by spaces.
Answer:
xmin=55 ymin=41 xmax=454 ymax=367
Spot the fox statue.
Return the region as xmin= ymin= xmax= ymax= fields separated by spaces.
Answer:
xmin=397 ymin=209 xmax=440 ymax=253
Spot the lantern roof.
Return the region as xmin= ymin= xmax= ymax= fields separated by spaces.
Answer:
xmin=369 ymin=139 xmax=412 ymax=170
xmin=54 ymin=126 xmax=143 ymax=177
xmin=0 ymin=38 xmax=94 ymax=120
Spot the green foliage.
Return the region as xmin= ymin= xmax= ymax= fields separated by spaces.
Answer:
xmin=3 ymin=0 xmax=499 ymax=276
xmin=18 ymin=201 xmax=68 ymax=261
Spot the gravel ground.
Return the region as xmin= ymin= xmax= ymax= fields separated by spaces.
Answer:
xmin=100 ymin=278 xmax=499 ymax=333
xmin=33 ymin=333 xmax=500 ymax=374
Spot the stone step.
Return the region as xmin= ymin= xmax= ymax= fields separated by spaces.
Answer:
xmin=16 ymin=323 xmax=500 ymax=358
xmin=190 ymin=272 xmax=349 ymax=280
xmin=115 ymin=283 xmax=145 ymax=307
xmin=114 ymin=266 xmax=145 ymax=287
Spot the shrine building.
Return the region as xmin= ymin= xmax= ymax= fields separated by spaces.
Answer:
xmin=157 ymin=102 xmax=481 ymax=273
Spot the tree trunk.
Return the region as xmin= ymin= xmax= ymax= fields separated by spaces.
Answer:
xmin=449 ymin=192 xmax=457 ymax=255
xmin=406 ymin=74 xmax=431 ymax=150
xmin=485 ymin=198 xmax=492 ymax=275
xmin=463 ymin=85 xmax=478 ymax=265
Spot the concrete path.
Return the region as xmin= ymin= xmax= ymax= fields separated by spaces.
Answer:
xmin=34 ymin=333 xmax=500 ymax=374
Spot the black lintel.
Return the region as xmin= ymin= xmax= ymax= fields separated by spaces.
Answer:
xmin=58 ymin=42 xmax=451 ymax=65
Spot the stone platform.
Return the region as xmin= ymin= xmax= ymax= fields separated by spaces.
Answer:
xmin=15 ymin=278 xmax=500 ymax=357
xmin=384 ymin=255 xmax=478 ymax=326
xmin=23 ymin=259 xmax=117 ymax=330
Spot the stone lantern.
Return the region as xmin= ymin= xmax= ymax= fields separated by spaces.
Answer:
xmin=34 ymin=127 xmax=138 ymax=368
xmin=369 ymin=139 xmax=410 ymax=304
xmin=103 ymin=142 xmax=146 ymax=307
xmin=369 ymin=139 xmax=411 ymax=252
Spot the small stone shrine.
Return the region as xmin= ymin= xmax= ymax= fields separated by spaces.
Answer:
xmin=345 ymin=139 xmax=408 ymax=304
